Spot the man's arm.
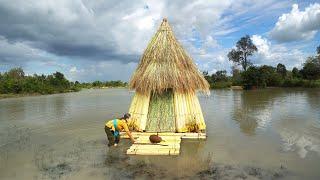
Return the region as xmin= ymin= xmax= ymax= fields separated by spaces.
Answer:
xmin=123 ymin=122 xmax=135 ymax=143
xmin=126 ymin=131 xmax=135 ymax=143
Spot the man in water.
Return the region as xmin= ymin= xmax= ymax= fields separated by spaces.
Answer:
xmin=104 ymin=113 xmax=135 ymax=147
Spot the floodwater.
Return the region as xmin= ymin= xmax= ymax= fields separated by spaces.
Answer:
xmin=0 ymin=88 xmax=319 ymax=179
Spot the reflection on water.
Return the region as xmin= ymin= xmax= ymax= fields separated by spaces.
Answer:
xmin=305 ymin=90 xmax=320 ymax=110
xmin=0 ymin=88 xmax=320 ymax=179
xmin=280 ymin=128 xmax=320 ymax=158
xmin=278 ymin=117 xmax=320 ymax=159
xmin=230 ymin=89 xmax=320 ymax=161
xmin=232 ymin=89 xmax=286 ymax=135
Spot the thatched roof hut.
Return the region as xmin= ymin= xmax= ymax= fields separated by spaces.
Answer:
xmin=128 ymin=18 xmax=209 ymax=133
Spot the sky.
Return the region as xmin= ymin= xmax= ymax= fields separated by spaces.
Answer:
xmin=0 ymin=0 xmax=319 ymax=82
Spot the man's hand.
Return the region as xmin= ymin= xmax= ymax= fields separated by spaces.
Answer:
xmin=127 ymin=131 xmax=135 ymax=144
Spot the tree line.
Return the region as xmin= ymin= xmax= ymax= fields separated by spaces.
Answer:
xmin=203 ymin=35 xmax=320 ymax=89
xmin=79 ymin=80 xmax=127 ymax=88
xmin=0 ymin=68 xmax=127 ymax=95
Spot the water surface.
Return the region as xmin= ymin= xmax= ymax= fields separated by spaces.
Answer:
xmin=0 ymin=88 xmax=319 ymax=179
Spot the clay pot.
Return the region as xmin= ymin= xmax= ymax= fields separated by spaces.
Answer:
xmin=149 ymin=134 xmax=162 ymax=143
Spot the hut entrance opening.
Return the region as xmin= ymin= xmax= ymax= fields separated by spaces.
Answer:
xmin=145 ymin=89 xmax=176 ymax=132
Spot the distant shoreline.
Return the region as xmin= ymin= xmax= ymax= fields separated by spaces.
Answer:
xmin=0 ymin=91 xmax=76 ymax=100
xmin=0 ymin=87 xmax=127 ymax=100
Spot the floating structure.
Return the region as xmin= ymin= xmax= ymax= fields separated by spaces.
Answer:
xmin=128 ymin=18 xmax=209 ymax=133
xmin=126 ymin=18 xmax=209 ymax=155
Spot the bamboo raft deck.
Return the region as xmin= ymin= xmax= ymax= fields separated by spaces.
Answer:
xmin=121 ymin=132 xmax=206 ymax=155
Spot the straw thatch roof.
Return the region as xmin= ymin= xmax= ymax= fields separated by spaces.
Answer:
xmin=129 ymin=18 xmax=210 ymax=95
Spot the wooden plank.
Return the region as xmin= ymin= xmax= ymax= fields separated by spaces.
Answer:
xmin=133 ymin=142 xmax=180 ymax=147
xmin=135 ymin=136 xmax=180 ymax=142
xmin=127 ymin=149 xmax=136 ymax=155
xmin=121 ymin=132 xmax=206 ymax=136
xmin=132 ymin=149 xmax=179 ymax=155
xmin=181 ymin=135 xmax=206 ymax=139
xmin=171 ymin=149 xmax=179 ymax=155
xmin=135 ymin=139 xmax=180 ymax=143
xmin=135 ymin=135 xmax=181 ymax=139
xmin=135 ymin=139 xmax=181 ymax=143
xmin=120 ymin=132 xmax=206 ymax=139
xmin=126 ymin=136 xmax=181 ymax=155
xmin=125 ymin=133 xmax=194 ymax=155
xmin=130 ymin=145 xmax=180 ymax=149
xmin=135 ymin=136 xmax=182 ymax=140
xmin=134 ymin=141 xmax=180 ymax=146
xmin=127 ymin=149 xmax=179 ymax=155
xmin=135 ymin=139 xmax=181 ymax=144
xmin=132 ymin=141 xmax=180 ymax=146
xmin=127 ymin=147 xmax=180 ymax=155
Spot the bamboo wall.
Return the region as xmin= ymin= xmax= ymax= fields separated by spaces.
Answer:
xmin=128 ymin=91 xmax=206 ymax=132
xmin=173 ymin=92 xmax=206 ymax=132
xmin=128 ymin=92 xmax=150 ymax=131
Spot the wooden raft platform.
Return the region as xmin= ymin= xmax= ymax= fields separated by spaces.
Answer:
xmin=121 ymin=132 xmax=206 ymax=155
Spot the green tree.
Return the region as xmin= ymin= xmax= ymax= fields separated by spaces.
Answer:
xmin=292 ymin=67 xmax=301 ymax=78
xmin=0 ymin=68 xmax=81 ymax=95
xmin=301 ymin=56 xmax=320 ymax=80
xmin=2 ymin=68 xmax=25 ymax=93
xmin=259 ymin=65 xmax=282 ymax=86
xmin=92 ymin=80 xmax=103 ymax=87
xmin=211 ymin=70 xmax=228 ymax=82
xmin=231 ymin=66 xmax=242 ymax=85
xmin=53 ymin=71 xmax=65 ymax=81
xmin=228 ymin=35 xmax=258 ymax=71
xmin=202 ymin=71 xmax=212 ymax=84
xmin=276 ymin=63 xmax=287 ymax=78
xmin=241 ymin=66 xmax=263 ymax=87
xmin=7 ymin=67 xmax=25 ymax=79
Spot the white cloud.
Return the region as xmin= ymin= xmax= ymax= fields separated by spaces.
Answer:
xmin=69 ymin=67 xmax=78 ymax=73
xmin=251 ymin=35 xmax=306 ymax=69
xmin=65 ymin=61 xmax=137 ymax=82
xmin=252 ymin=35 xmax=272 ymax=58
xmin=195 ymin=49 xmax=233 ymax=74
xmin=270 ymin=3 xmax=320 ymax=42
xmin=203 ymin=35 xmax=219 ymax=48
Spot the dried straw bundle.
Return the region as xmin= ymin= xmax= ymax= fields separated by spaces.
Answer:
xmin=129 ymin=18 xmax=209 ymax=95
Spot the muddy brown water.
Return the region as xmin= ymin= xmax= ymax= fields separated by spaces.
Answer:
xmin=0 ymin=88 xmax=319 ymax=179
